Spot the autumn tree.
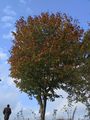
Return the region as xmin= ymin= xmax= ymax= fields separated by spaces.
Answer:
xmin=9 ymin=13 xmax=90 ymax=120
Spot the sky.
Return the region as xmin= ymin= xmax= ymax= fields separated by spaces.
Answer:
xmin=0 ymin=0 xmax=90 ymax=120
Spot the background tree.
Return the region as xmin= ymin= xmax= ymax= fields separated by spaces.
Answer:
xmin=9 ymin=13 xmax=89 ymax=120
xmin=81 ymin=30 xmax=90 ymax=119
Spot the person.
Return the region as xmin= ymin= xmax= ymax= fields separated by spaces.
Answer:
xmin=3 ymin=104 xmax=11 ymax=120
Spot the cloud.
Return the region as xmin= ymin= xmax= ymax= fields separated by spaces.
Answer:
xmin=2 ymin=31 xmax=13 ymax=40
xmin=7 ymin=78 xmax=15 ymax=86
xmin=0 ymin=50 xmax=8 ymax=60
xmin=19 ymin=0 xmax=26 ymax=4
xmin=19 ymin=0 xmax=31 ymax=4
xmin=1 ymin=6 xmax=16 ymax=28
xmin=2 ymin=27 xmax=15 ymax=40
xmin=3 ymin=23 xmax=13 ymax=28
xmin=3 ymin=6 xmax=16 ymax=16
xmin=26 ymin=7 xmax=33 ymax=14
xmin=1 ymin=6 xmax=16 ymax=39
xmin=19 ymin=0 xmax=33 ymax=15
xmin=1 ymin=16 xmax=14 ymax=23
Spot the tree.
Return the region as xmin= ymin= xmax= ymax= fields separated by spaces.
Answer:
xmin=9 ymin=13 xmax=89 ymax=120
xmin=81 ymin=30 xmax=90 ymax=119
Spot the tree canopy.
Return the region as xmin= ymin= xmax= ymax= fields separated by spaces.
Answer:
xmin=9 ymin=12 xmax=90 ymax=120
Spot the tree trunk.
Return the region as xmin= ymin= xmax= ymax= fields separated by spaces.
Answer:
xmin=39 ymin=97 xmax=47 ymax=120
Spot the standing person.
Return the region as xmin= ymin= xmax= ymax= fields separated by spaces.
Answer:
xmin=3 ymin=104 xmax=11 ymax=120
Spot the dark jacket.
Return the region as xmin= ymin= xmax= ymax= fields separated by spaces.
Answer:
xmin=3 ymin=107 xmax=11 ymax=120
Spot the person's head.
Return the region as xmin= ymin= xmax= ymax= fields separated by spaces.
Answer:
xmin=7 ymin=104 xmax=10 ymax=107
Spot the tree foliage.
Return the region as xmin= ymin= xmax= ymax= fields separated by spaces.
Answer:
xmin=9 ymin=12 xmax=90 ymax=120
xmin=81 ymin=30 xmax=90 ymax=118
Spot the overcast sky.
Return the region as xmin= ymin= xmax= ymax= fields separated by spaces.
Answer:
xmin=0 ymin=0 xmax=90 ymax=120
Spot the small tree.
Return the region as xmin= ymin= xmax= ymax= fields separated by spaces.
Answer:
xmin=9 ymin=13 xmax=89 ymax=120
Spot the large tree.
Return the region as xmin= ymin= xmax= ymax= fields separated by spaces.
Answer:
xmin=9 ymin=13 xmax=90 ymax=120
